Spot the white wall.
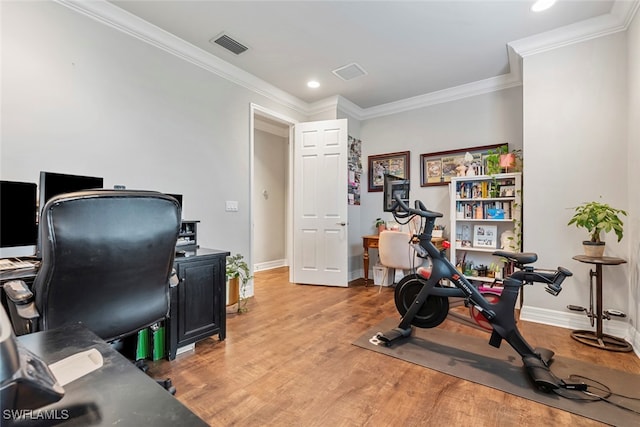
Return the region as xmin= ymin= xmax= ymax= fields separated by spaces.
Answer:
xmin=521 ymin=33 xmax=630 ymax=323
xmin=253 ymin=129 xmax=287 ymax=267
xmin=627 ymin=8 xmax=640 ymax=349
xmin=357 ymin=87 xmax=523 ymax=276
xmin=0 ymin=0 xmax=308 ymax=296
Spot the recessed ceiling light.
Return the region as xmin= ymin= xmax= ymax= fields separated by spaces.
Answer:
xmin=531 ymin=0 xmax=557 ymax=12
xmin=307 ymin=80 xmax=320 ymax=89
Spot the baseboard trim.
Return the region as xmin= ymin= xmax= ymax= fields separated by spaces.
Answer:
xmin=254 ymin=259 xmax=287 ymax=272
xmin=629 ymin=325 xmax=640 ymax=358
xmin=520 ymin=305 xmax=637 ymax=354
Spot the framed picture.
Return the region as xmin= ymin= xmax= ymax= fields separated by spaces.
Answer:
xmin=368 ymin=151 xmax=410 ymax=192
xmin=419 ymin=143 xmax=507 ymax=187
xmin=473 ymin=225 xmax=498 ymax=249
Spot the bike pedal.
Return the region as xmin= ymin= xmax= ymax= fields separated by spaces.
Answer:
xmin=567 ymin=304 xmax=586 ymax=312
xmin=604 ymin=309 xmax=626 ymax=318
xmin=545 ymin=284 xmax=561 ymax=296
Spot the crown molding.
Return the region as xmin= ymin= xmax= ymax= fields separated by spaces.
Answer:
xmin=305 ymin=95 xmax=342 ymax=118
xmin=508 ymin=0 xmax=639 ymax=57
xmin=359 ymin=70 xmax=522 ymax=120
xmin=55 ymin=0 xmax=638 ymax=122
xmin=335 ymin=95 xmax=366 ymax=121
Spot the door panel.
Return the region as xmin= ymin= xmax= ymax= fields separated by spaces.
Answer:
xmin=293 ymin=119 xmax=348 ymax=287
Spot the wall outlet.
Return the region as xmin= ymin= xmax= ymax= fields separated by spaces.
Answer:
xmin=225 ymin=201 xmax=239 ymax=212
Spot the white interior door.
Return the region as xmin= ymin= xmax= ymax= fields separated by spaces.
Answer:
xmin=293 ymin=119 xmax=348 ymax=287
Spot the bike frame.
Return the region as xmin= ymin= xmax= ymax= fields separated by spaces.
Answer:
xmin=399 ymin=231 xmax=538 ymax=357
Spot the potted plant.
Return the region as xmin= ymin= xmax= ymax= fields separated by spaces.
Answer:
xmin=485 ymin=146 xmax=522 ymax=175
xmin=226 ymin=253 xmax=253 ymax=313
xmin=567 ymin=200 xmax=627 ymax=257
xmin=485 ymin=146 xmax=508 ymax=176
xmin=374 ymin=218 xmax=386 ymax=234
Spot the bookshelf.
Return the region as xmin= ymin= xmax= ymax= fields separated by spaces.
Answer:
xmin=449 ymin=172 xmax=522 ymax=281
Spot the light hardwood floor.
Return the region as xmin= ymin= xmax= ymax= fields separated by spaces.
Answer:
xmin=151 ymin=267 xmax=640 ymax=426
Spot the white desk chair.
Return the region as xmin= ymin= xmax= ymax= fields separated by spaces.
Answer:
xmin=378 ymin=231 xmax=423 ymax=287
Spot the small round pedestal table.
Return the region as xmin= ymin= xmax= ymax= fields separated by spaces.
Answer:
xmin=571 ymin=255 xmax=632 ymax=352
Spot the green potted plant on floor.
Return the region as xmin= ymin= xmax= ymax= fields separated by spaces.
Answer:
xmin=568 ymin=200 xmax=627 ymax=257
xmin=226 ymin=253 xmax=253 ymax=313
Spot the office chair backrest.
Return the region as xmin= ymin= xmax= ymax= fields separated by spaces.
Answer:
xmin=379 ymin=231 xmax=422 ymax=270
xmin=34 ymin=190 xmax=181 ymax=342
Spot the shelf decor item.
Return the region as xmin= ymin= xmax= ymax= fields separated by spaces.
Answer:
xmin=567 ymin=200 xmax=627 ymax=257
xmin=473 ymin=225 xmax=498 ymax=249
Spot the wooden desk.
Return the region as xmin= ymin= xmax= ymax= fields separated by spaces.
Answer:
xmin=363 ymin=235 xmax=444 ymax=286
xmin=570 ymin=255 xmax=631 ymax=352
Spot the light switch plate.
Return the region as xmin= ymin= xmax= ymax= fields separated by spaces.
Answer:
xmin=225 ymin=201 xmax=239 ymax=212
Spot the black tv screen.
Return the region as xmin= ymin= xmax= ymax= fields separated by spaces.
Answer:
xmin=0 ymin=181 xmax=38 ymax=248
xmin=39 ymin=171 xmax=104 ymax=210
xmin=383 ymin=174 xmax=410 ymax=212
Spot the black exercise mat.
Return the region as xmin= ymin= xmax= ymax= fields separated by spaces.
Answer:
xmin=353 ymin=318 xmax=640 ymax=425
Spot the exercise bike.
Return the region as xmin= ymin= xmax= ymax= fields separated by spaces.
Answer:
xmin=376 ymin=195 xmax=577 ymax=393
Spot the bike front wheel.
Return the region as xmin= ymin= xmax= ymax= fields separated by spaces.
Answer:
xmin=394 ymin=274 xmax=449 ymax=328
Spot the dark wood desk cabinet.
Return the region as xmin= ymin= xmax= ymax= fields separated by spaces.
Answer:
xmin=1 ymin=250 xmax=230 ymax=361
xmin=168 ymin=248 xmax=230 ymax=360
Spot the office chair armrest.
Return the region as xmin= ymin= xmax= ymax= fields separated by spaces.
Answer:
xmin=4 ymin=280 xmax=34 ymax=304
xmin=2 ymin=280 xmax=39 ymax=335
xmin=169 ymin=268 xmax=179 ymax=288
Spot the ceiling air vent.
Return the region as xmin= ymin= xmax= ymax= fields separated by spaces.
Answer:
xmin=332 ymin=63 xmax=367 ymax=81
xmin=210 ymin=33 xmax=248 ymax=55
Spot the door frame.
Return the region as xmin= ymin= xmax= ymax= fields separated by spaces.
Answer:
xmin=250 ymin=103 xmax=297 ymax=283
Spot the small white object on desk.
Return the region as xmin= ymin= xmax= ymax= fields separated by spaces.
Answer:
xmin=49 ymin=348 xmax=104 ymax=386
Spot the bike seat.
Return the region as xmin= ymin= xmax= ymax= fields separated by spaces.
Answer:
xmin=492 ymin=251 xmax=538 ymax=265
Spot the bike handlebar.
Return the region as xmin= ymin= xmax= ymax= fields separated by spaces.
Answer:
xmin=510 ymin=266 xmax=572 ymax=296
xmin=393 ymin=194 xmax=443 ymax=219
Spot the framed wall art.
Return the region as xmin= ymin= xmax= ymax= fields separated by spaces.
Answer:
xmin=368 ymin=151 xmax=410 ymax=192
xmin=473 ymin=225 xmax=498 ymax=249
xmin=419 ymin=143 xmax=507 ymax=187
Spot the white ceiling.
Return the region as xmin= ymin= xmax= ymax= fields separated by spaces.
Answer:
xmin=107 ymin=0 xmax=625 ymax=110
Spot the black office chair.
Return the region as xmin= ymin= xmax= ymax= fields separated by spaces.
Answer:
xmin=3 ymin=190 xmax=181 ymax=391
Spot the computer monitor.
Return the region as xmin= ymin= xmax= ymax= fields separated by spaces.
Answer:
xmin=39 ymin=171 xmax=104 ymax=211
xmin=166 ymin=193 xmax=183 ymax=210
xmin=0 ymin=181 xmax=38 ymax=258
xmin=383 ymin=174 xmax=410 ymax=212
